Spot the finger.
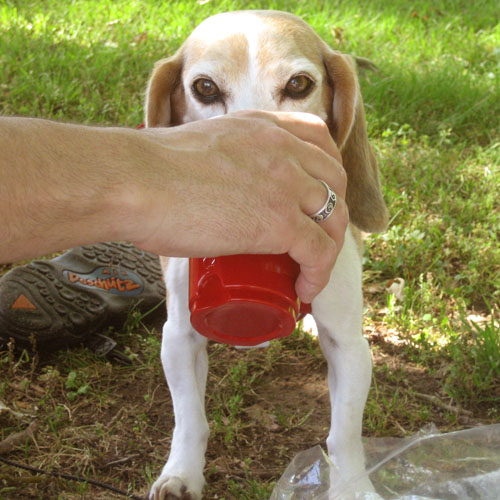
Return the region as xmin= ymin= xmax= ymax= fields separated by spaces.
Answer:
xmin=300 ymin=179 xmax=350 ymax=250
xmin=268 ymin=114 xmax=348 ymax=198
xmin=287 ymin=215 xmax=338 ymax=303
xmin=316 ymin=195 xmax=349 ymax=252
xmin=269 ymin=111 xmax=342 ymax=164
xmin=294 ymin=144 xmax=347 ymax=199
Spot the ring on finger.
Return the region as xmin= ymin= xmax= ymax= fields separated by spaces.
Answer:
xmin=309 ymin=180 xmax=337 ymax=223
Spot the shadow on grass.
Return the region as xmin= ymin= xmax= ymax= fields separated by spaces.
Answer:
xmin=2 ymin=18 xmax=499 ymax=146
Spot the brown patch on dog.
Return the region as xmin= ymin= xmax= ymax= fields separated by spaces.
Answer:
xmin=322 ymin=49 xmax=388 ymax=233
xmin=146 ymin=51 xmax=184 ymax=128
xmin=185 ymin=34 xmax=249 ymax=85
xmin=256 ymin=11 xmax=324 ymax=73
xmin=169 ymin=84 xmax=187 ymax=126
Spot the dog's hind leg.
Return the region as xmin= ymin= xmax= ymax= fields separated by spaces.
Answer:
xmin=313 ymin=230 xmax=375 ymax=498
xmin=150 ymin=258 xmax=209 ymax=500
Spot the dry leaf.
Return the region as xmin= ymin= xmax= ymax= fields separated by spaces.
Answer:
xmin=385 ymin=278 xmax=405 ymax=302
xmin=245 ymin=404 xmax=279 ymax=431
xmin=0 ymin=400 xmax=25 ymax=419
xmin=133 ymin=32 xmax=148 ymax=44
xmin=331 ymin=26 xmax=344 ymax=43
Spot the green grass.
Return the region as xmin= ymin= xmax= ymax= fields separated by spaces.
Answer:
xmin=1 ymin=0 xmax=499 ymax=498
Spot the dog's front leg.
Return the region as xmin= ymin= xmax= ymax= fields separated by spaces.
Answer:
xmin=313 ymin=231 xmax=375 ymax=499
xmin=150 ymin=258 xmax=209 ymax=500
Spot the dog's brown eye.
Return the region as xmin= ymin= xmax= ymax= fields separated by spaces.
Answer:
xmin=192 ymin=78 xmax=221 ymax=101
xmin=284 ymin=74 xmax=314 ymax=98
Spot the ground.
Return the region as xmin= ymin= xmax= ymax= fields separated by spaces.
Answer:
xmin=0 ymin=285 xmax=497 ymax=500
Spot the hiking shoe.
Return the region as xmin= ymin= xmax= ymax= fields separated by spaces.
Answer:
xmin=0 ymin=242 xmax=166 ymax=351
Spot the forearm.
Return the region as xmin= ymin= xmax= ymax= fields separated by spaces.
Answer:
xmin=0 ymin=117 xmax=152 ymax=262
xmin=0 ymin=112 xmax=348 ymax=302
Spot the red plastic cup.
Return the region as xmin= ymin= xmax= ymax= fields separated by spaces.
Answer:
xmin=189 ymin=254 xmax=311 ymax=346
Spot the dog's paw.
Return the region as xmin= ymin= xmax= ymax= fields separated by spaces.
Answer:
xmin=149 ymin=474 xmax=203 ymax=500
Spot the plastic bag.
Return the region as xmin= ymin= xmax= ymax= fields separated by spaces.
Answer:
xmin=269 ymin=424 xmax=500 ymax=500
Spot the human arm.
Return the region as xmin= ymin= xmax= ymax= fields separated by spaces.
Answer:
xmin=0 ymin=112 xmax=348 ymax=302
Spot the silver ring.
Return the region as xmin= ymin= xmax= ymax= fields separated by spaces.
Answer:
xmin=309 ymin=180 xmax=337 ymax=223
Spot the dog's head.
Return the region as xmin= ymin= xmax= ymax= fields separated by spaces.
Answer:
xmin=146 ymin=10 xmax=388 ymax=232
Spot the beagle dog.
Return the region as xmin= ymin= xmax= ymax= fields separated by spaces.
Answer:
xmin=145 ymin=10 xmax=388 ymax=500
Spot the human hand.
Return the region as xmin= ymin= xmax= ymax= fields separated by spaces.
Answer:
xmin=131 ymin=110 xmax=349 ymax=303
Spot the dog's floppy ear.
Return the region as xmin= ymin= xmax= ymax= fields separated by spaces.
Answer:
xmin=323 ymin=49 xmax=388 ymax=233
xmin=145 ymin=50 xmax=184 ymax=128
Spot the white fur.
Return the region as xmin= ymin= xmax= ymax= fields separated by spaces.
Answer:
xmin=149 ymin=11 xmax=375 ymax=500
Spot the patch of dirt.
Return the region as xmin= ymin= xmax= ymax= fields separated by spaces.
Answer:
xmin=0 ymin=315 xmax=497 ymax=499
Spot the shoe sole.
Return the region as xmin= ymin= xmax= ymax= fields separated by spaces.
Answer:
xmin=0 ymin=242 xmax=166 ymax=350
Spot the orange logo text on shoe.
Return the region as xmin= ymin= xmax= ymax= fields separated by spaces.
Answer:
xmin=63 ymin=267 xmax=144 ymax=296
